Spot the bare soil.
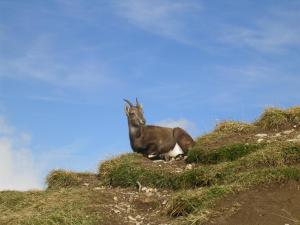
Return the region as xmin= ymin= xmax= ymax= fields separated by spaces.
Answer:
xmin=207 ymin=182 xmax=300 ymax=225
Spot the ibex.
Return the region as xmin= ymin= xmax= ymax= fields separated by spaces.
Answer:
xmin=124 ymin=98 xmax=195 ymax=160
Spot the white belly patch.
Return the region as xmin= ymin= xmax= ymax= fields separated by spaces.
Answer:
xmin=166 ymin=143 xmax=184 ymax=158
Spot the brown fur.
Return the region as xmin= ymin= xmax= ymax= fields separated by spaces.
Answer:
xmin=124 ymin=99 xmax=195 ymax=158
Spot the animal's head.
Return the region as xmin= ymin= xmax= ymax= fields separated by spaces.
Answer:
xmin=124 ymin=98 xmax=146 ymax=126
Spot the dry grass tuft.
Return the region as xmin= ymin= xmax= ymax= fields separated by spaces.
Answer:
xmin=214 ymin=121 xmax=257 ymax=134
xmin=255 ymin=107 xmax=300 ymax=131
xmin=47 ymin=170 xmax=99 ymax=189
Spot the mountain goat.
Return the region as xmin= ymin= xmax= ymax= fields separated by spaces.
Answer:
xmin=124 ymin=98 xmax=195 ymax=160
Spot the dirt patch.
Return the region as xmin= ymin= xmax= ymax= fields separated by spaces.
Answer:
xmin=207 ymin=182 xmax=300 ymax=225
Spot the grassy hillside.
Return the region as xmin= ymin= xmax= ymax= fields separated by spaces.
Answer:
xmin=1 ymin=107 xmax=300 ymax=225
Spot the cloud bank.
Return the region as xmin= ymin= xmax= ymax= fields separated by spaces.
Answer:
xmin=156 ymin=118 xmax=198 ymax=136
xmin=0 ymin=117 xmax=42 ymax=191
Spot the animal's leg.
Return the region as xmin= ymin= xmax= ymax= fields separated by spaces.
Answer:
xmin=173 ymin=127 xmax=195 ymax=153
xmin=146 ymin=144 xmax=159 ymax=159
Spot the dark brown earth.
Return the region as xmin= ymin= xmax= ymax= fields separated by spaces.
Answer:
xmin=207 ymin=182 xmax=300 ymax=225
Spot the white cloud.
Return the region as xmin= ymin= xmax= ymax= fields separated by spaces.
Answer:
xmin=156 ymin=118 xmax=198 ymax=135
xmin=0 ymin=116 xmax=14 ymax=135
xmin=220 ymin=6 xmax=300 ymax=52
xmin=113 ymin=0 xmax=201 ymax=44
xmin=0 ymin=117 xmax=42 ymax=191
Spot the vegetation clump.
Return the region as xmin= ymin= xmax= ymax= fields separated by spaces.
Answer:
xmin=47 ymin=170 xmax=99 ymax=189
xmin=214 ymin=121 xmax=256 ymax=134
xmin=187 ymin=143 xmax=264 ymax=164
xmin=255 ymin=107 xmax=300 ymax=131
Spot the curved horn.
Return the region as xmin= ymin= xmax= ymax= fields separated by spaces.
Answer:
xmin=123 ymin=99 xmax=133 ymax=107
xmin=136 ymin=98 xmax=141 ymax=107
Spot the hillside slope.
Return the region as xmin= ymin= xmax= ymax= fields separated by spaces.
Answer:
xmin=1 ymin=107 xmax=300 ymax=225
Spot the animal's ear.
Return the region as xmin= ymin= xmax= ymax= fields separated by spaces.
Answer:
xmin=124 ymin=104 xmax=130 ymax=116
xmin=138 ymin=104 xmax=143 ymax=113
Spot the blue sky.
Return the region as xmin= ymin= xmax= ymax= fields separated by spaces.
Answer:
xmin=0 ymin=0 xmax=300 ymax=190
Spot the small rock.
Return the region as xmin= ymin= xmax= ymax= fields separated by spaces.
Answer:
xmin=153 ymin=160 xmax=164 ymax=163
xmin=93 ymin=187 xmax=103 ymax=190
xmin=83 ymin=183 xmax=89 ymax=187
xmin=283 ymin=129 xmax=295 ymax=135
xmin=145 ymin=192 xmax=153 ymax=197
xmin=175 ymin=168 xmax=183 ymax=173
xmin=255 ymin=133 xmax=268 ymax=138
xmin=162 ymin=200 xmax=168 ymax=205
xmin=185 ymin=164 xmax=193 ymax=170
xmin=293 ymin=125 xmax=297 ymax=128
xmin=148 ymin=188 xmax=155 ymax=193
xmin=113 ymin=196 xmax=118 ymax=201
xmin=113 ymin=209 xmax=120 ymax=214
xmin=141 ymin=187 xmax=148 ymax=192
xmin=257 ymin=138 xmax=264 ymax=143
xmin=275 ymin=133 xmax=281 ymax=137
xmin=287 ymin=139 xmax=300 ymax=143
xmin=135 ymin=215 xmax=142 ymax=219
xmin=128 ymin=215 xmax=136 ymax=221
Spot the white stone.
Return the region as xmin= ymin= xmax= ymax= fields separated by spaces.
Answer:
xmin=255 ymin=133 xmax=268 ymax=138
xmin=287 ymin=139 xmax=300 ymax=143
xmin=283 ymin=129 xmax=295 ymax=135
xmin=257 ymin=138 xmax=264 ymax=143
xmin=185 ymin=164 xmax=193 ymax=170
xmin=128 ymin=216 xmax=136 ymax=221
xmin=275 ymin=133 xmax=281 ymax=137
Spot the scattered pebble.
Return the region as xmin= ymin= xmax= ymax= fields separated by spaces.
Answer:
xmin=128 ymin=215 xmax=136 ymax=221
xmin=283 ymin=129 xmax=295 ymax=135
xmin=93 ymin=186 xmax=104 ymax=190
xmin=113 ymin=209 xmax=120 ymax=214
xmin=83 ymin=183 xmax=89 ymax=187
xmin=255 ymin=133 xmax=268 ymax=138
xmin=257 ymin=138 xmax=264 ymax=143
xmin=185 ymin=164 xmax=193 ymax=170
xmin=153 ymin=160 xmax=164 ymax=163
xmin=113 ymin=196 xmax=118 ymax=201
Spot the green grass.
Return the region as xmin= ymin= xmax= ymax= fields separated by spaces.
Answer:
xmin=99 ymin=153 xmax=173 ymax=188
xmin=98 ymin=142 xmax=300 ymax=190
xmin=187 ymin=143 xmax=264 ymax=164
xmin=167 ymin=166 xmax=300 ymax=224
xmin=167 ymin=185 xmax=232 ymax=217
